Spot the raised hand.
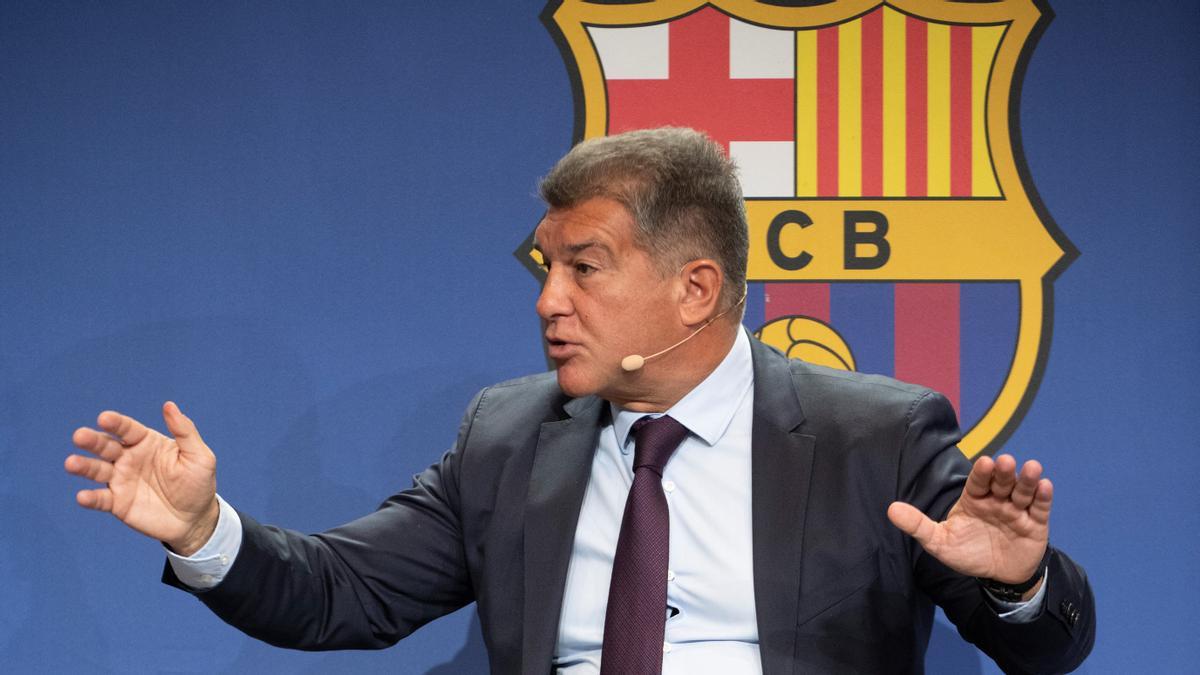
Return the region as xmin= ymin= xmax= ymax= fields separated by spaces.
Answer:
xmin=65 ymin=402 xmax=219 ymax=556
xmin=887 ymin=454 xmax=1052 ymax=591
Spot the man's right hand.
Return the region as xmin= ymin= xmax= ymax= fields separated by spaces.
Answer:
xmin=65 ymin=402 xmax=219 ymax=556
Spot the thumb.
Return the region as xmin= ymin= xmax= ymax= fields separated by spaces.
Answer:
xmin=162 ymin=401 xmax=207 ymax=455
xmin=887 ymin=501 xmax=939 ymax=550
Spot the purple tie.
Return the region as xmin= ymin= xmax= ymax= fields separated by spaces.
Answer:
xmin=600 ymin=414 xmax=689 ymax=675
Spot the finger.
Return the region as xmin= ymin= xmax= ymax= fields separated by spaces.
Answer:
xmin=64 ymin=454 xmax=115 ymax=484
xmin=887 ymin=502 xmax=941 ymax=552
xmin=1010 ymin=460 xmax=1044 ymax=510
xmin=162 ymin=401 xmax=207 ymax=455
xmin=1028 ymin=478 xmax=1054 ymax=524
xmin=76 ymin=487 xmax=114 ymax=512
xmin=97 ymin=410 xmax=150 ymax=447
xmin=965 ymin=454 xmax=995 ymax=498
xmin=989 ymin=454 xmax=1018 ymax=499
xmin=72 ymin=426 xmax=125 ymax=462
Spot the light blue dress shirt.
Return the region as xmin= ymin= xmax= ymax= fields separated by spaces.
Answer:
xmin=169 ymin=328 xmax=1045 ymax=672
xmin=554 ymin=327 xmax=760 ymax=673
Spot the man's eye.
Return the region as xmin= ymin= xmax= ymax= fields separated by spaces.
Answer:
xmin=574 ymin=263 xmax=596 ymax=275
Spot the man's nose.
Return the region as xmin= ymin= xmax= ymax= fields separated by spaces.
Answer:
xmin=536 ymin=272 xmax=572 ymax=320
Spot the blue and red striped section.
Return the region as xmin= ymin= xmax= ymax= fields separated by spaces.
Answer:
xmin=743 ymin=281 xmax=1018 ymax=433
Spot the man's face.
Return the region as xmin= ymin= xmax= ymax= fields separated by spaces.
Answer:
xmin=534 ymin=197 xmax=681 ymax=401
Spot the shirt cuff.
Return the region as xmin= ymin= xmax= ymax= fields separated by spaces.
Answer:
xmin=985 ymin=570 xmax=1048 ymax=623
xmin=164 ymin=494 xmax=243 ymax=590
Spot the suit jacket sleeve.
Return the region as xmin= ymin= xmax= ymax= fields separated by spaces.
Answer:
xmin=161 ymin=390 xmax=485 ymax=650
xmin=900 ymin=391 xmax=1096 ymax=674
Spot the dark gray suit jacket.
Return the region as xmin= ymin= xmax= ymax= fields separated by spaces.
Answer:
xmin=166 ymin=337 xmax=1094 ymax=674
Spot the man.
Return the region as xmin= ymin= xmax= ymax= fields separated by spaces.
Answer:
xmin=66 ymin=127 xmax=1094 ymax=673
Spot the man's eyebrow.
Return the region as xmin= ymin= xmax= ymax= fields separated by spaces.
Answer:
xmin=565 ymin=240 xmax=610 ymax=256
xmin=532 ymin=239 xmax=612 ymax=261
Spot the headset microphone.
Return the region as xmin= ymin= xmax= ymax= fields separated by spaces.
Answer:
xmin=620 ymin=293 xmax=747 ymax=372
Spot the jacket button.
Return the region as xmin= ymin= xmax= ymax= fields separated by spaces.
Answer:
xmin=1060 ymin=600 xmax=1078 ymax=627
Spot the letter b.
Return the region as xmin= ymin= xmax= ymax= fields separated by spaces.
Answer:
xmin=844 ymin=211 xmax=891 ymax=270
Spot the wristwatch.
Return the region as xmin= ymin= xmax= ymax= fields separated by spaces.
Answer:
xmin=978 ymin=547 xmax=1053 ymax=602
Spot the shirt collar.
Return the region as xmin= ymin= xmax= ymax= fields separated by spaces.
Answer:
xmin=610 ymin=327 xmax=754 ymax=449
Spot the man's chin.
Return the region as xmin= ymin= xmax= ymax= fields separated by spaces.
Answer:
xmin=553 ymin=366 xmax=604 ymax=399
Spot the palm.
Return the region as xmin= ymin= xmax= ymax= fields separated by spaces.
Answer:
xmin=108 ymin=428 xmax=215 ymax=542
xmin=66 ymin=402 xmax=218 ymax=553
xmin=888 ymin=454 xmax=1052 ymax=584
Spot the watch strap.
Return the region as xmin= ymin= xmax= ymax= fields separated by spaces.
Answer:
xmin=978 ymin=546 xmax=1053 ymax=602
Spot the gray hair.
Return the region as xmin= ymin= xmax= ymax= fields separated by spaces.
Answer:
xmin=539 ymin=127 xmax=748 ymax=314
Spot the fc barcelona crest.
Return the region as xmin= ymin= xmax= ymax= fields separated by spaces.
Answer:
xmin=521 ymin=0 xmax=1075 ymax=458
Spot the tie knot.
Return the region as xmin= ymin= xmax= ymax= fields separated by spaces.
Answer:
xmin=630 ymin=415 xmax=688 ymax=474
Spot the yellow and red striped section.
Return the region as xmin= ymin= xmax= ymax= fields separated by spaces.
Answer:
xmin=794 ymin=6 xmax=1004 ymax=199
xmin=772 ymin=7 xmax=1007 ymax=413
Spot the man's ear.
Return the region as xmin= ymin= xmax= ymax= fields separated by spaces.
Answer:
xmin=677 ymin=260 xmax=723 ymax=326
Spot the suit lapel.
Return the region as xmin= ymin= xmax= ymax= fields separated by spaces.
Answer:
xmin=750 ymin=338 xmax=816 ymax=675
xmin=521 ymin=394 xmax=603 ymax=674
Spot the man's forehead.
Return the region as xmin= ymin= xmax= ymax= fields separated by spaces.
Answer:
xmin=533 ymin=199 xmax=634 ymax=253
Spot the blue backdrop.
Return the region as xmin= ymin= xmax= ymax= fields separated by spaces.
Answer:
xmin=2 ymin=2 xmax=1196 ymax=672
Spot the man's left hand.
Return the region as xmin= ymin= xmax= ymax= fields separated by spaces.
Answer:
xmin=887 ymin=454 xmax=1051 ymax=590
